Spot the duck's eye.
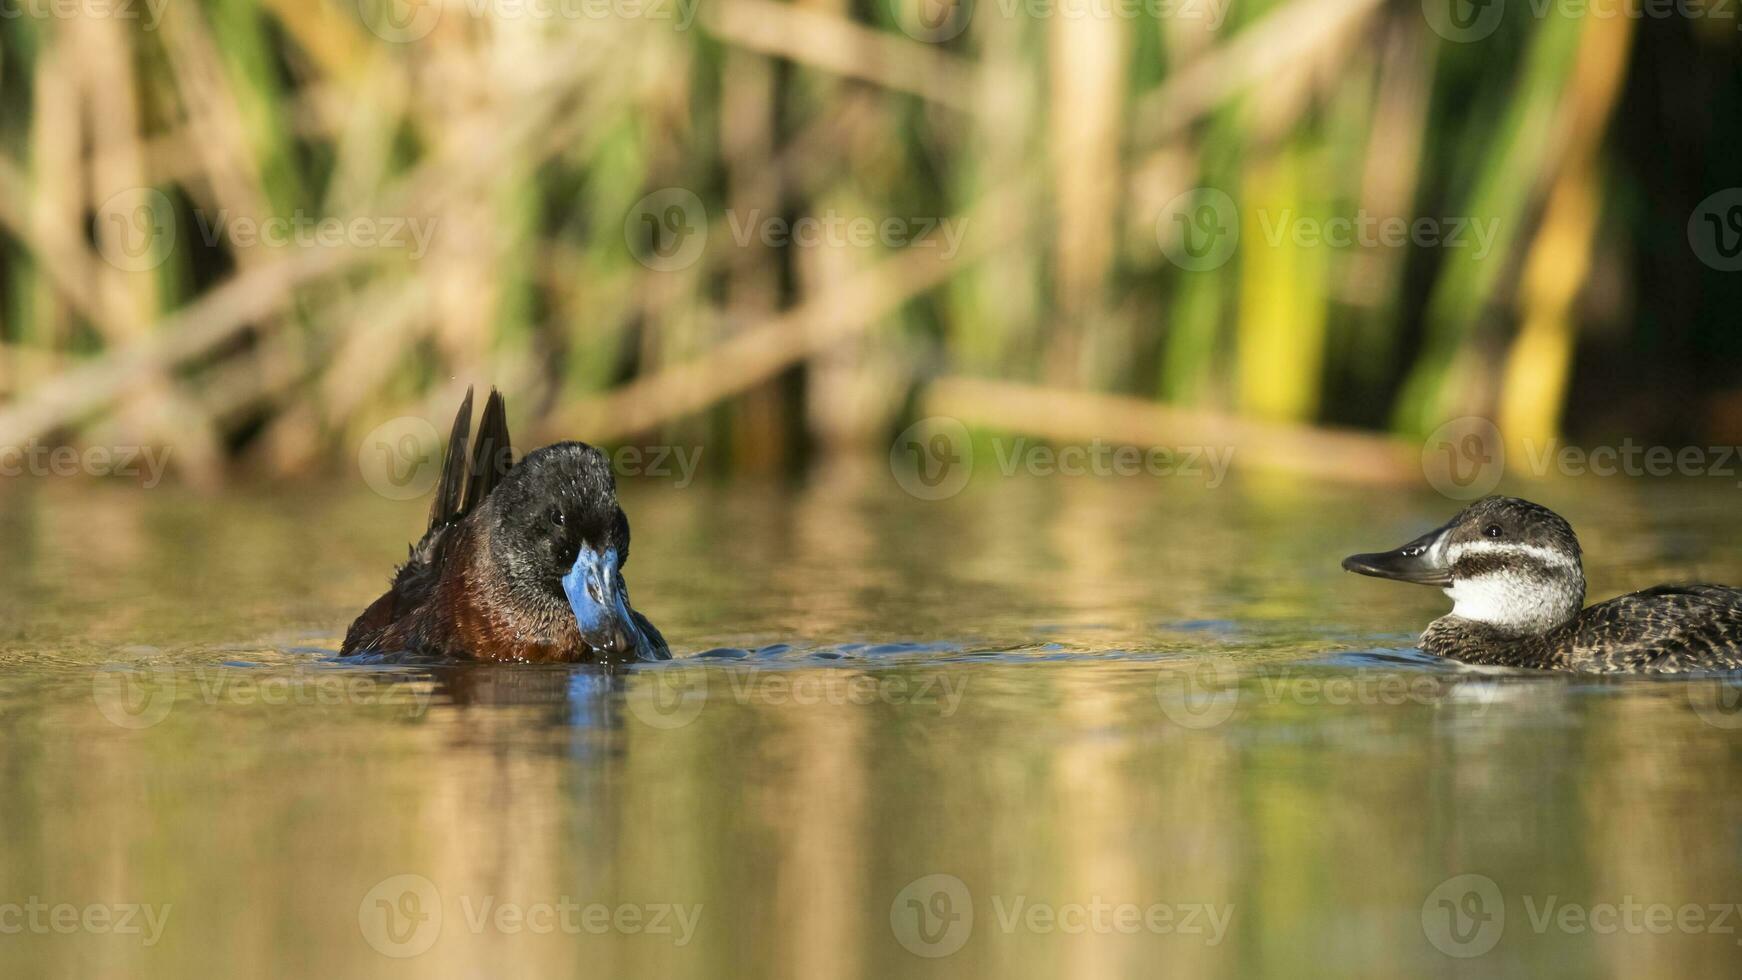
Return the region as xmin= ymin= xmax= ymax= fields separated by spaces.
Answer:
xmin=1484 ymin=523 xmax=1503 ymax=539
xmin=549 ymin=507 xmax=566 ymax=528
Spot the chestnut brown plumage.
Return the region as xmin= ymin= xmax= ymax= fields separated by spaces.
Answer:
xmin=342 ymin=388 xmax=669 ymax=664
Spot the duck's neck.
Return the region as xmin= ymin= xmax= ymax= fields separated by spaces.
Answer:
xmin=1421 ymin=614 xmax=1572 ymax=669
xmin=439 ymin=522 xmax=583 ymax=661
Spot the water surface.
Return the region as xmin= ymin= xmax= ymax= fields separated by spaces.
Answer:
xmin=2 ymin=468 xmax=1741 ymax=978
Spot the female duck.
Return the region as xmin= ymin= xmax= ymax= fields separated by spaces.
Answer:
xmin=1342 ymin=496 xmax=1742 ymax=672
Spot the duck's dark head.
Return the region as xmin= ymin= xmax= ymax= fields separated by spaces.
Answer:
xmin=1342 ymin=496 xmax=1586 ymax=634
xmin=477 ymin=442 xmax=658 ymax=661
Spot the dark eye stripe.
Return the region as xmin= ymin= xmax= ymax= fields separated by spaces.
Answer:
xmin=1452 ymin=552 xmax=1562 ymax=580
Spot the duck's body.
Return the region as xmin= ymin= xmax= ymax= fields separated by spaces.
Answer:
xmin=1344 ymin=497 xmax=1742 ymax=674
xmin=1422 ymin=585 xmax=1742 ymax=673
xmin=342 ymin=388 xmax=669 ymax=664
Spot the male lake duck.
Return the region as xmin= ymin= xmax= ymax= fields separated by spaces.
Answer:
xmin=341 ymin=388 xmax=670 ymax=664
xmin=1342 ymin=495 xmax=1742 ymax=672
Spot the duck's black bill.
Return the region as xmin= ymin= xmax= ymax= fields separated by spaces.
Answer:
xmin=1341 ymin=523 xmax=1454 ymax=587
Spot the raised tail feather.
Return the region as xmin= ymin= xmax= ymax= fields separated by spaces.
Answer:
xmin=466 ymin=388 xmax=514 ymax=516
xmin=427 ymin=386 xmax=474 ymax=533
xmin=425 ymin=386 xmax=515 ymax=535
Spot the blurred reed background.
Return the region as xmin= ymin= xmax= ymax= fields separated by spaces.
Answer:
xmin=0 ymin=0 xmax=1739 ymax=487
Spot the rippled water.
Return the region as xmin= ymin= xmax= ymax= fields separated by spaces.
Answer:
xmin=2 ymin=467 xmax=1741 ymax=978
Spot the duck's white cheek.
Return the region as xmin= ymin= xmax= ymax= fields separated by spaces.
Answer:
xmin=1447 ymin=574 xmax=1557 ymax=631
